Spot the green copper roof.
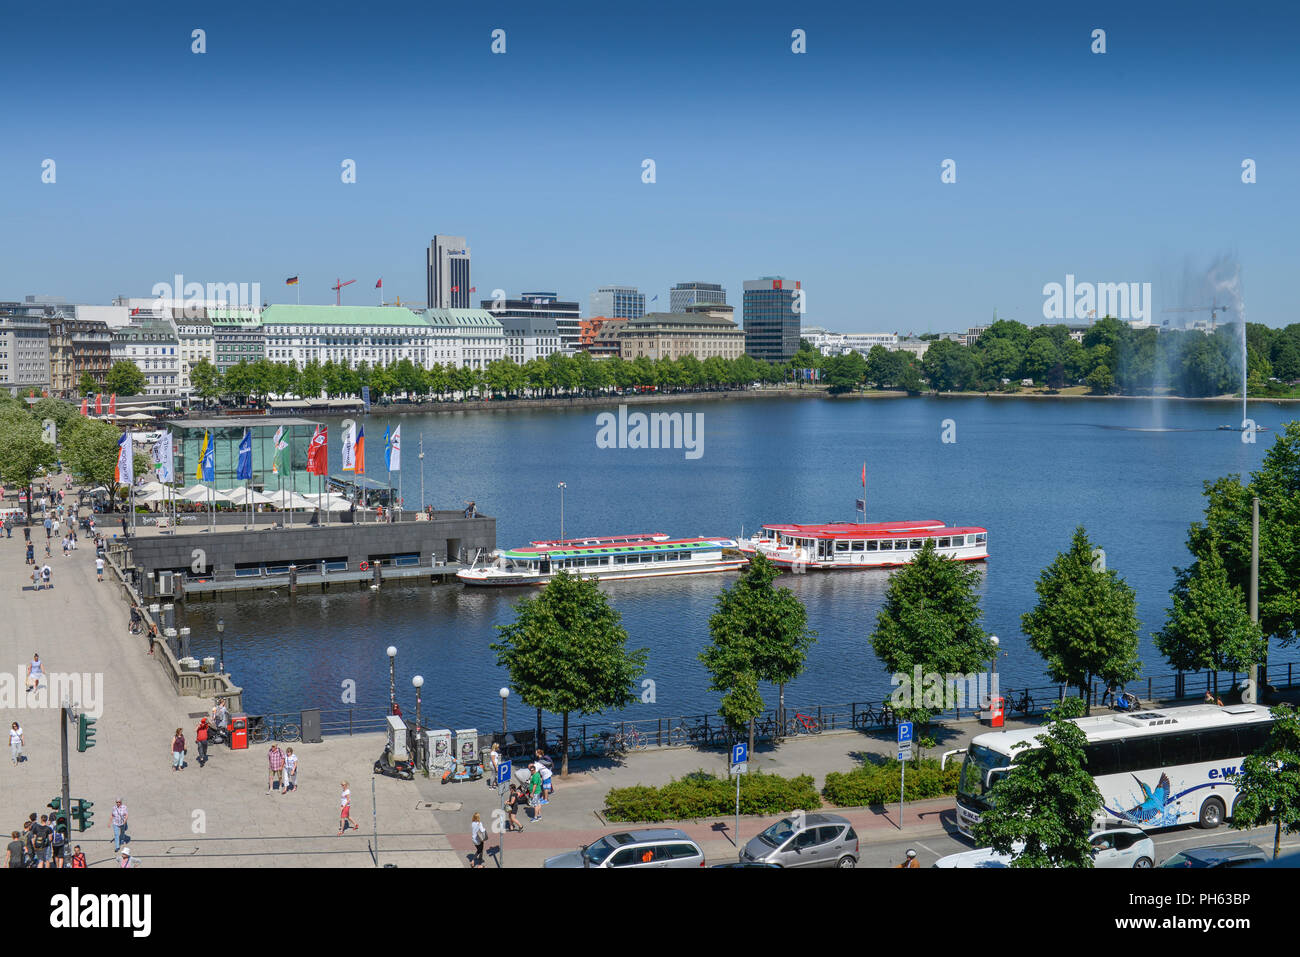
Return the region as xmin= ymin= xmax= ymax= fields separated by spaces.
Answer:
xmin=260 ymin=304 xmax=429 ymax=327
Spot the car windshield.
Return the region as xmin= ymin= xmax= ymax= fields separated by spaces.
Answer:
xmin=1160 ymin=852 xmax=1206 ymax=868
xmin=758 ymin=818 xmax=798 ymax=847
xmin=582 ymin=837 xmax=620 ymax=865
xmin=959 ymin=744 xmax=1014 ymax=804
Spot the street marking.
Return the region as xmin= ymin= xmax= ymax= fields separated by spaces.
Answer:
xmin=914 ymin=841 xmax=939 ymax=857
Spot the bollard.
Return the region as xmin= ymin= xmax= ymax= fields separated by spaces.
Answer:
xmin=373 ymin=560 xmax=382 ymax=589
xmin=288 ymin=564 xmax=297 ymax=594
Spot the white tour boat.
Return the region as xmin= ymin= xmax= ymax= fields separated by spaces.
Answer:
xmin=738 ymin=519 xmax=987 ymax=569
xmin=456 ymin=532 xmax=749 ymax=587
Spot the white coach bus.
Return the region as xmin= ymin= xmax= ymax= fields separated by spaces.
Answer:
xmin=944 ymin=704 xmax=1275 ymax=838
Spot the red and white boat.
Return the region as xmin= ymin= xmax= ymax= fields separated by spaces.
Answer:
xmin=457 ymin=532 xmax=748 ymax=586
xmin=738 ymin=519 xmax=987 ymax=570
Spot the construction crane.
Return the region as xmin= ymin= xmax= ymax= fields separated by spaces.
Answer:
xmin=1161 ymin=303 xmax=1235 ymax=330
xmin=332 ymin=278 xmax=356 ymax=306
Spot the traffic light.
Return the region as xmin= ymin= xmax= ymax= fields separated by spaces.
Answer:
xmin=48 ymin=796 xmax=62 ymax=813
xmin=73 ymin=798 xmax=94 ymax=832
xmin=77 ymin=714 xmax=97 ymax=752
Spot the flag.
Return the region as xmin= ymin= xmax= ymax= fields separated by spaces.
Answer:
xmin=341 ymin=421 xmax=356 ymax=472
xmin=109 ymin=394 xmax=116 ymax=415
xmin=95 ymin=394 xmax=102 ymax=415
xmin=387 ymin=425 xmax=401 ymax=472
xmin=286 ymin=277 xmax=299 ymax=286
xmin=236 ymin=428 xmax=253 ymax=480
xmin=307 ymin=425 xmax=328 ymax=475
xmin=198 ymin=430 xmax=215 ymax=482
xmin=862 ymin=463 xmax=867 ymax=487
xmin=355 ymin=425 xmax=365 ymax=475
xmin=375 ymin=279 xmax=383 ymax=288
xmin=153 ymin=431 xmax=174 ymax=482
xmin=650 ymin=295 xmax=658 ymax=302
xmin=271 ymin=426 xmax=288 ymax=475
xmin=451 ymin=285 xmax=459 ymax=292
xmin=79 ymin=397 xmax=88 ymax=416
xmin=115 ymin=433 xmax=133 ymax=486
xmin=469 ymin=286 xmax=476 ymax=292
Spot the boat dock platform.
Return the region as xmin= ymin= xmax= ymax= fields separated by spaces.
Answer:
xmin=179 ymin=561 xmax=468 ymax=599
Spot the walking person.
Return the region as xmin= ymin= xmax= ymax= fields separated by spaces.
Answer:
xmin=25 ymin=542 xmax=34 ymax=565
xmin=111 ymin=799 xmax=129 ymax=852
xmin=9 ymin=722 xmax=24 ymax=765
xmin=266 ymin=743 xmax=285 ymax=793
xmin=41 ymin=562 xmax=51 ymax=588
xmin=337 ymin=782 xmax=353 ymax=835
xmin=470 ymin=812 xmax=487 ymax=868
xmin=283 ymin=748 xmax=298 ymax=794
xmin=26 ymin=654 xmax=43 ymax=694
xmin=171 ymin=727 xmax=186 ymax=771
xmin=69 ymin=845 xmax=87 ymax=868
xmin=118 ymin=846 xmax=139 ymax=868
xmin=44 ymin=516 xmax=52 ymax=539
xmin=30 ymin=815 xmax=53 ymax=868
xmin=535 ymin=748 xmax=555 ymax=796
xmin=96 ymin=555 xmax=104 ymax=581
xmin=5 ymin=832 xmax=23 ymax=868
xmin=195 ymin=718 xmax=209 ymax=767
xmin=527 ymin=763 xmax=544 ymax=822
xmin=505 ymin=784 xmax=524 ymax=832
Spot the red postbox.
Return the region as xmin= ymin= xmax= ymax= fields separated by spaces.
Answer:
xmin=989 ymin=696 xmax=1005 ymax=729
xmin=229 ymin=714 xmax=248 ymax=750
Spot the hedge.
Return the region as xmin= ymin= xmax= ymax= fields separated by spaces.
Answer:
xmin=604 ymin=770 xmax=822 ymax=823
xmin=822 ymin=757 xmax=961 ymax=807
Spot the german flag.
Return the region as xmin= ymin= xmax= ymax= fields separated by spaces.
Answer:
xmin=285 ymin=276 xmax=299 ymax=286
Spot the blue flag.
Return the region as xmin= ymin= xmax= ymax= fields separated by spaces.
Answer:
xmin=201 ymin=431 xmax=215 ymax=482
xmin=236 ymin=428 xmax=253 ymax=480
xmin=383 ymin=424 xmax=393 ymax=471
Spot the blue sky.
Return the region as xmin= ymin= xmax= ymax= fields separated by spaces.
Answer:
xmin=2 ymin=0 xmax=1296 ymax=331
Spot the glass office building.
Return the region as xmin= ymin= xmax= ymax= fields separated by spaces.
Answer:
xmin=170 ymin=418 xmax=321 ymax=494
xmin=742 ymin=278 xmax=802 ymax=362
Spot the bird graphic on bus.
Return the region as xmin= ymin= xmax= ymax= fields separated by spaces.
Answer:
xmin=1121 ymin=773 xmax=1173 ymax=824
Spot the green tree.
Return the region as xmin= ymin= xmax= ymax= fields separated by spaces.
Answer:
xmin=823 ymin=351 xmax=867 ymax=395
xmin=699 ymin=553 xmax=817 ymax=754
xmin=896 ymin=357 xmax=925 ymax=395
xmin=1021 ymin=527 xmax=1141 ymax=712
xmin=1229 ymin=704 xmax=1300 ymax=859
xmin=491 ymin=571 xmax=647 ymax=777
xmin=31 ymin=397 xmax=78 ymax=432
xmin=1156 ymin=539 xmax=1266 ymax=695
xmin=298 ymin=360 xmax=325 ymax=399
xmin=971 ymin=697 xmax=1103 ymax=867
xmin=103 ymin=361 xmax=147 ymax=396
xmin=189 ymin=360 xmax=222 ymax=400
xmin=871 ymin=539 xmax=994 ymax=740
xmin=77 ymin=372 xmax=100 ymax=396
xmin=1022 ymin=338 xmax=1059 ymax=385
xmin=0 ymin=407 xmax=58 ymax=523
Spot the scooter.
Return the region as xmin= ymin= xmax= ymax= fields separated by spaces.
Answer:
xmin=373 ymin=743 xmax=416 ymax=781
xmin=1113 ymin=691 xmax=1141 ymax=712
xmin=440 ymin=759 xmax=484 ymax=785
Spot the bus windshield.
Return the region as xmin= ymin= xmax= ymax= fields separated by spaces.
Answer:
xmin=959 ymin=744 xmax=1015 ymax=804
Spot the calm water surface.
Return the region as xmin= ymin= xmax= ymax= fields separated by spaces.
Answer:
xmin=177 ymin=396 xmax=1289 ymax=730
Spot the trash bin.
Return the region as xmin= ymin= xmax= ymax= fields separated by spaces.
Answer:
xmin=989 ymin=696 xmax=1004 ymax=729
xmin=229 ymin=714 xmax=248 ymax=750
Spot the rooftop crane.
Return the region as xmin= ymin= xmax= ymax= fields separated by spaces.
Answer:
xmin=332 ymin=278 xmax=356 ymax=306
xmin=1161 ymin=302 xmax=1235 ymax=329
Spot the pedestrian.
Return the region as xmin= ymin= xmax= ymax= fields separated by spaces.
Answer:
xmin=51 ymin=816 xmax=66 ymax=866
xmin=527 ymin=762 xmax=544 ymax=822
xmin=283 ymin=747 xmax=298 ymax=794
xmin=9 ymin=722 xmax=23 ymax=765
xmin=121 ymin=516 xmax=128 ymax=538
xmin=195 ymin=718 xmax=209 ymax=767
xmin=505 ymin=784 xmax=524 ymax=831
xmin=31 ymin=815 xmax=53 ymax=868
xmin=488 ymin=742 xmax=501 ymax=782
xmin=5 ymin=831 xmax=23 ymax=868
xmin=111 ymin=799 xmax=129 ymax=851
xmin=470 ymin=812 xmax=487 ymax=868
xmin=44 ymin=516 xmax=51 ymax=539
xmin=267 ymin=743 xmax=285 ymax=793
xmin=118 ymin=846 xmax=139 ymax=868
xmin=535 ymin=748 xmax=555 ymax=795
xmin=1102 ymin=683 xmax=1118 ymax=707
xmin=23 ymin=525 xmax=30 ymax=543
xmin=3 ymin=517 xmax=10 ymax=538
xmin=337 ymin=781 xmax=352 ymax=835
xmin=61 ymin=536 xmax=70 ymax=557
xmin=171 ymin=727 xmax=186 ymax=771
xmin=96 ymin=555 xmax=104 ymax=581
xmin=43 ymin=540 xmax=51 ymax=559
xmin=69 ymin=845 xmax=87 ymax=868
xmin=25 ymin=542 xmax=34 ymax=565
xmin=42 ymin=563 xmax=52 ymax=588
xmin=26 ymin=654 xmax=43 ymax=694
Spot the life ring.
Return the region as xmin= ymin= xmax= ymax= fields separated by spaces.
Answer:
xmin=359 ymin=561 xmax=370 ymax=571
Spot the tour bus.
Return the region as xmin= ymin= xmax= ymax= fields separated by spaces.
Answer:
xmin=944 ymin=704 xmax=1275 ymax=838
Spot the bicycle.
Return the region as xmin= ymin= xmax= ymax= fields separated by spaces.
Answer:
xmin=785 ymin=712 xmax=822 ymax=736
xmin=853 ymin=703 xmax=889 ymax=730
xmin=251 ymin=716 xmax=302 ymax=744
xmin=1004 ymin=690 xmax=1034 ymax=718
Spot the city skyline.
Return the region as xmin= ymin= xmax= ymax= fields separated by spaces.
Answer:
xmin=2 ymin=2 xmax=1297 ymax=331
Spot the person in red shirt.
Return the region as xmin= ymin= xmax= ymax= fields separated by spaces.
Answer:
xmin=195 ymin=718 xmax=210 ymax=767
xmin=70 ymin=845 xmax=87 ymax=868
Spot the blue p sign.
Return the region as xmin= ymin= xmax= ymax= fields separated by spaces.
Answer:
xmin=897 ymin=722 xmax=913 ymax=745
xmin=732 ymin=742 xmax=747 ymax=766
xmin=498 ymin=760 xmax=512 ymax=785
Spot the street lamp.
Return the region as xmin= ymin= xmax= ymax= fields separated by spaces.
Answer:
xmin=216 ymin=618 xmax=225 ymax=675
xmin=989 ymin=635 xmax=1002 ymax=732
xmin=387 ymin=646 xmax=397 ymax=715
xmin=412 ymin=675 xmax=424 ymax=731
xmin=557 ymin=482 xmax=566 ymax=540
xmin=499 ymin=687 xmax=510 ymax=737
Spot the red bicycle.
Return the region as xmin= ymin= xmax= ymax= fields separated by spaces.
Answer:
xmin=785 ymin=712 xmax=822 ymax=736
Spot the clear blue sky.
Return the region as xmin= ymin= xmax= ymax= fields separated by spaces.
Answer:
xmin=2 ymin=0 xmax=1296 ymax=332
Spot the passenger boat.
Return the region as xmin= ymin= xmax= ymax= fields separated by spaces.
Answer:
xmin=456 ymin=532 xmax=749 ymax=586
xmin=738 ymin=519 xmax=988 ymax=570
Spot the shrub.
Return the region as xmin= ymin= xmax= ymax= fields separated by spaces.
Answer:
xmin=604 ymin=770 xmax=821 ymax=823
xmin=822 ymin=757 xmax=960 ymax=807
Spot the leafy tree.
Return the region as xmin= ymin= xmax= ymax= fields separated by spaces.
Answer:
xmin=0 ymin=407 xmax=58 ymax=523
xmin=298 ymin=360 xmax=325 ymax=399
xmin=823 ymin=351 xmax=866 ymax=394
xmin=1085 ymin=364 xmax=1114 ymax=395
xmin=77 ymin=372 xmax=100 ymax=396
xmin=104 ymin=360 xmax=147 ymax=396
xmin=1230 ymin=704 xmax=1300 ymax=859
xmin=1022 ymin=338 xmax=1059 ymax=385
xmin=971 ymin=697 xmax=1103 ymax=868
xmin=1156 ymin=539 xmax=1266 ymax=694
xmin=871 ymin=539 xmax=994 ymax=740
xmin=31 ymin=397 xmax=78 ymax=432
xmin=700 ymin=553 xmax=817 ymax=754
xmin=189 ymin=359 xmax=222 ymax=400
xmin=980 ymin=337 xmax=1023 ymax=383
xmin=491 ymin=571 xmax=647 ymax=776
xmin=1021 ymin=527 xmax=1141 ymax=712
xmin=896 ymin=357 xmax=925 ymax=395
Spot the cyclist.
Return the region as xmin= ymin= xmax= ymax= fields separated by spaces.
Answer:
xmin=896 ymin=848 xmax=919 ymax=868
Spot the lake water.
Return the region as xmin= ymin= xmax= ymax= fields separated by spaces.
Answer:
xmin=176 ymin=395 xmax=1290 ymax=730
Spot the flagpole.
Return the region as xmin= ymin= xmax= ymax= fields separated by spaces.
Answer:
xmin=419 ymin=434 xmax=424 ymax=515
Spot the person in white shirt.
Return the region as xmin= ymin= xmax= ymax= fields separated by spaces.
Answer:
xmin=96 ymin=556 xmax=105 ymax=581
xmin=470 ymin=813 xmax=487 ymax=867
xmin=283 ymin=748 xmax=299 ymax=794
xmin=337 ymin=782 xmax=352 ymax=835
xmin=26 ymin=655 xmax=43 ymax=693
xmin=9 ymin=722 xmax=24 ymax=765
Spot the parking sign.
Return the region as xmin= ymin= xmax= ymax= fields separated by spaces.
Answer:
xmin=497 ymin=759 xmax=512 ymax=786
xmin=897 ymin=721 xmax=913 ymax=760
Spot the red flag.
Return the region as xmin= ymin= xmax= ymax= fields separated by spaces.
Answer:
xmin=109 ymin=394 xmax=116 ymax=415
xmin=80 ymin=397 xmax=88 ymax=416
xmin=862 ymin=463 xmax=866 ymax=487
xmin=95 ymin=394 xmax=102 ymax=414
xmin=451 ymin=285 xmax=459 ymax=292
xmin=375 ymin=279 xmax=383 ymax=288
xmin=469 ymin=286 xmax=476 ymax=292
xmin=307 ymin=425 xmax=329 ymax=475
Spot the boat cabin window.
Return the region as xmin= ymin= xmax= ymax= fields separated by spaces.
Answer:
xmin=938 ymin=537 xmax=950 ymax=547
xmin=909 ymin=539 xmax=922 ymax=549
xmin=975 ymin=533 xmax=987 ymax=544
xmin=866 ymin=540 xmax=878 ymax=551
xmin=835 ymin=540 xmax=850 ymax=552
xmin=851 ymin=541 xmax=864 ymax=552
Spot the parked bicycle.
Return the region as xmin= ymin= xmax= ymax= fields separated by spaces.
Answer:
xmin=1004 ymin=689 xmax=1034 ymax=718
xmin=852 ymin=702 xmax=897 ymax=730
xmin=785 ymin=711 xmax=822 ymax=736
xmin=251 ymin=716 xmax=301 ymax=743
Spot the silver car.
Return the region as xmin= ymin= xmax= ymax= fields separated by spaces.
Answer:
xmin=740 ymin=813 xmax=860 ymax=868
xmin=543 ymin=829 xmax=706 ymax=868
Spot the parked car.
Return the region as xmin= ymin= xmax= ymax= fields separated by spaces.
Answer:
xmin=739 ymin=813 xmax=859 ymax=868
xmin=1158 ymin=843 xmax=1268 ymax=868
xmin=933 ymin=828 xmax=1155 ymax=868
xmin=543 ymin=829 xmax=705 ymax=868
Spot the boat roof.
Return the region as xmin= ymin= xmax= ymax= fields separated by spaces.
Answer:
xmin=505 ymin=537 xmax=735 ymax=559
xmin=760 ymin=521 xmax=985 ymax=539
xmin=527 ymin=533 xmax=669 ymax=547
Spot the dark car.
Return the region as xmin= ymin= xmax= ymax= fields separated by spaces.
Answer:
xmin=1158 ymin=843 xmax=1268 ymax=868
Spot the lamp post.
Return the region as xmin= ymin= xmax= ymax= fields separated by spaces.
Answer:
xmin=387 ymin=646 xmax=397 ymax=715
xmin=557 ymin=482 xmax=566 ymax=540
xmin=412 ymin=675 xmax=424 ymax=731
xmin=499 ymin=687 xmax=509 ymax=738
xmin=216 ymin=618 xmax=225 ymax=675
xmin=989 ymin=635 xmax=1001 ymax=732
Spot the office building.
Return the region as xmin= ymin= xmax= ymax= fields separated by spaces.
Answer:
xmin=742 ymin=278 xmax=802 ymax=362
xmin=616 ymin=306 xmax=745 ymax=362
xmin=484 ymin=292 xmax=581 ymax=351
xmin=803 ymin=329 xmax=899 ymax=356
xmin=210 ymin=307 xmax=265 ymax=373
xmin=0 ymin=301 xmax=53 ymax=393
xmin=427 ymin=235 xmax=472 ymax=309
xmin=670 ymin=282 xmax=726 ymax=313
xmin=499 ymin=315 xmax=562 ymax=364
xmin=423 ymin=309 xmax=505 ymax=369
xmin=589 ymin=285 xmax=645 ymax=320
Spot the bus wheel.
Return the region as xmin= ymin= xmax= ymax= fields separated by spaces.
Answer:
xmin=1198 ymin=797 xmax=1225 ymax=829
